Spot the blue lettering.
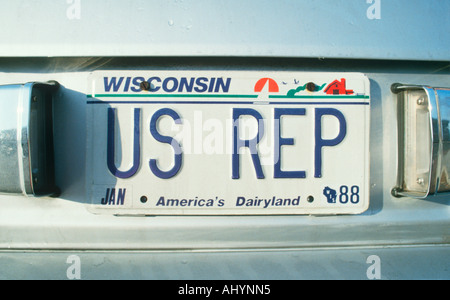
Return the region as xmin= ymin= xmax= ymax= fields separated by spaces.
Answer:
xmin=123 ymin=77 xmax=131 ymax=92
xmin=117 ymin=188 xmax=126 ymax=205
xmin=178 ymin=77 xmax=195 ymax=92
xmin=274 ymin=108 xmax=306 ymax=178
xmin=162 ymin=77 xmax=178 ymax=92
xmin=108 ymin=188 xmax=116 ymax=205
xmin=101 ymin=188 xmax=110 ymax=205
xmin=149 ymin=108 xmax=183 ymax=179
xmin=101 ymin=188 xmax=126 ymax=205
xmin=236 ymin=196 xmax=245 ymax=206
xmin=194 ymin=77 xmax=208 ymax=92
xmin=232 ymin=108 xmax=265 ymax=179
xmin=107 ymin=108 xmax=141 ymax=178
xmin=148 ymin=77 xmax=161 ymax=92
xmin=104 ymin=77 xmax=124 ymax=92
xmin=131 ymin=76 xmax=145 ymax=92
xmin=208 ymin=78 xmax=216 ymax=92
xmin=156 ymin=196 xmax=165 ymax=206
xmin=314 ymin=108 xmax=347 ymax=178
xmin=214 ymin=78 xmax=231 ymax=93
xmin=103 ymin=76 xmax=231 ymax=93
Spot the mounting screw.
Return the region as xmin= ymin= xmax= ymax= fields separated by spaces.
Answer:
xmin=391 ymin=83 xmax=403 ymax=94
xmin=140 ymin=81 xmax=150 ymax=91
xmin=391 ymin=187 xmax=401 ymax=197
xmin=306 ymin=82 xmax=316 ymax=92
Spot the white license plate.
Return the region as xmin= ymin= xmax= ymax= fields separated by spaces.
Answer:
xmin=86 ymin=71 xmax=370 ymax=215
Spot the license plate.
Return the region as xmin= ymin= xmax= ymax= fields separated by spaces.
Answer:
xmin=86 ymin=71 xmax=370 ymax=215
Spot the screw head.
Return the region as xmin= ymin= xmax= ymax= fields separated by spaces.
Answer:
xmin=306 ymin=82 xmax=316 ymax=92
xmin=140 ymin=81 xmax=150 ymax=91
xmin=391 ymin=187 xmax=400 ymax=197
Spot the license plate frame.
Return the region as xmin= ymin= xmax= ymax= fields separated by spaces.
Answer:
xmin=86 ymin=71 xmax=370 ymax=215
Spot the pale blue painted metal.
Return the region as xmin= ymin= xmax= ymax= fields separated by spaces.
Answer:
xmin=0 ymin=0 xmax=448 ymax=60
xmin=1 ymin=246 xmax=449 ymax=280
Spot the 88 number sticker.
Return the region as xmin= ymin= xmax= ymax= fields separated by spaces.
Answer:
xmin=323 ymin=185 xmax=360 ymax=204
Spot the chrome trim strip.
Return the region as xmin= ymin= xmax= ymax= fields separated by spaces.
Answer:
xmin=392 ymin=83 xmax=450 ymax=198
